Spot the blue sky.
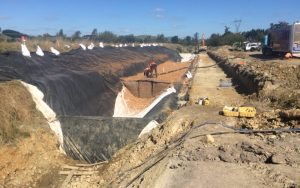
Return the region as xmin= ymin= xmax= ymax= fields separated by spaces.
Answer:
xmin=0 ymin=0 xmax=299 ymax=37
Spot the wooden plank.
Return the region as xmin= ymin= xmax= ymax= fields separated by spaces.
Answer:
xmin=60 ymin=170 xmax=75 ymax=188
xmin=75 ymin=161 xmax=108 ymax=167
xmin=59 ymin=171 xmax=96 ymax=175
xmin=62 ymin=165 xmax=79 ymax=170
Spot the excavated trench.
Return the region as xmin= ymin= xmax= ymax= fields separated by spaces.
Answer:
xmin=207 ymin=51 xmax=266 ymax=95
xmin=0 ymin=46 xmax=181 ymax=162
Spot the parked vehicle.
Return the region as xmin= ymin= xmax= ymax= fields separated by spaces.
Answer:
xmin=229 ymin=42 xmax=243 ymax=51
xmin=244 ymin=42 xmax=261 ymax=51
xmin=262 ymin=22 xmax=300 ymax=57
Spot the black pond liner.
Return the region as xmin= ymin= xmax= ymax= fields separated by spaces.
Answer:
xmin=0 ymin=46 xmax=181 ymax=116
xmin=0 ymin=46 xmax=182 ymax=162
xmin=59 ymin=116 xmax=152 ymax=163
xmin=59 ymin=85 xmax=180 ymax=163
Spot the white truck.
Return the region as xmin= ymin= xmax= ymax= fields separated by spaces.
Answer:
xmin=244 ymin=42 xmax=261 ymax=51
xmin=262 ymin=22 xmax=300 ymax=57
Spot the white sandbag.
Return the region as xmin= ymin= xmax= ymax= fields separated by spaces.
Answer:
xmin=88 ymin=43 xmax=95 ymax=50
xmin=180 ymin=53 xmax=196 ymax=62
xmin=185 ymin=71 xmax=193 ymax=79
xmin=186 ymin=71 xmax=192 ymax=79
xmin=79 ymin=43 xmax=86 ymax=50
xmin=21 ymin=44 xmax=31 ymax=57
xmin=36 ymin=45 xmax=44 ymax=56
xmin=139 ymin=120 xmax=159 ymax=138
xmin=99 ymin=42 xmax=104 ymax=48
xmin=50 ymin=47 xmax=60 ymax=55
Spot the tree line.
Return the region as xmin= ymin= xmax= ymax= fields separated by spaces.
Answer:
xmin=0 ymin=21 xmax=291 ymax=46
xmin=56 ymin=29 xmax=197 ymax=45
xmin=0 ymin=27 xmax=198 ymax=45
xmin=206 ymin=21 xmax=290 ymax=46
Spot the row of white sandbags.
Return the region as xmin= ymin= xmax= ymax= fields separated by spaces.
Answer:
xmin=21 ymin=42 xmax=163 ymax=57
xmin=21 ymin=42 xmax=105 ymax=57
xmin=21 ymin=44 xmax=61 ymax=57
xmin=111 ymin=43 xmax=163 ymax=48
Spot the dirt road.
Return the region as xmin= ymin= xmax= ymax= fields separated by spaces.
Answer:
xmin=189 ymin=53 xmax=244 ymax=107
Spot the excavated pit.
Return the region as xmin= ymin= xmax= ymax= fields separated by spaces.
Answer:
xmin=0 ymin=46 xmax=181 ymax=163
xmin=122 ymin=79 xmax=171 ymax=98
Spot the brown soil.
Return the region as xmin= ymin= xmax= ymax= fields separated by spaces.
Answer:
xmin=119 ymin=60 xmax=190 ymax=114
xmin=122 ymin=61 xmax=189 ymax=83
xmin=122 ymin=87 xmax=155 ymax=112
xmin=0 ymin=80 xmax=75 ymax=187
xmin=0 ymin=81 xmax=44 ymax=143
xmin=0 ymin=128 xmax=73 ymax=188
xmin=214 ymin=47 xmax=300 ymax=94
xmin=209 ymin=47 xmax=300 ymax=129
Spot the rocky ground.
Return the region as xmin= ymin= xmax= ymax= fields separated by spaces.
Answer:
xmin=208 ymin=47 xmax=300 ymax=130
xmin=211 ymin=46 xmax=300 ymax=109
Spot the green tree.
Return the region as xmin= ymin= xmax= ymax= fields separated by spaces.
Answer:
xmin=270 ymin=21 xmax=290 ymax=30
xmin=43 ymin=33 xmax=51 ymax=38
xmin=98 ymin=31 xmax=117 ymax=43
xmin=156 ymin=34 xmax=166 ymax=43
xmin=223 ymin=26 xmax=233 ymax=37
xmin=56 ymin=29 xmax=66 ymax=38
xmin=91 ymin=28 xmax=98 ymax=40
xmin=243 ymin=29 xmax=265 ymax=42
xmin=171 ymin=36 xmax=179 ymax=43
xmin=183 ymin=36 xmax=192 ymax=45
xmin=221 ymin=32 xmax=245 ymax=45
xmin=143 ymin=35 xmax=153 ymax=42
xmin=118 ymin=34 xmax=135 ymax=43
xmin=72 ymin=31 xmax=81 ymax=40
xmin=206 ymin=33 xmax=221 ymax=46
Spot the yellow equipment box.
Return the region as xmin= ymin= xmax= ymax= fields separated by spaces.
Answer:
xmin=222 ymin=106 xmax=256 ymax=118
xmin=238 ymin=107 xmax=256 ymax=117
xmin=223 ymin=106 xmax=239 ymax=117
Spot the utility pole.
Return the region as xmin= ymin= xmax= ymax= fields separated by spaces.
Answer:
xmin=194 ymin=32 xmax=199 ymax=53
xmin=201 ymin=33 xmax=205 ymax=47
xmin=234 ymin=19 xmax=242 ymax=33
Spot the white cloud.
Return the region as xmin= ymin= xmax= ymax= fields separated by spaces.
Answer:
xmin=154 ymin=8 xmax=165 ymax=19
